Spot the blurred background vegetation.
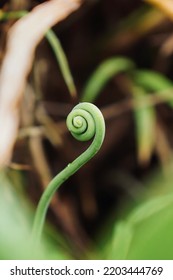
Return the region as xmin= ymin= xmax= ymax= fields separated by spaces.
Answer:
xmin=1 ymin=0 xmax=173 ymax=259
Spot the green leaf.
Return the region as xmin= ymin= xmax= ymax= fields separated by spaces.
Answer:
xmin=127 ymin=194 xmax=173 ymax=259
xmin=128 ymin=193 xmax=173 ymax=225
xmin=0 ymin=171 xmax=69 ymax=260
xmin=81 ymin=57 xmax=134 ymax=102
xmin=110 ymin=192 xmax=173 ymax=260
xmin=132 ymin=70 xmax=173 ymax=106
xmin=109 ymin=221 xmax=134 ymax=260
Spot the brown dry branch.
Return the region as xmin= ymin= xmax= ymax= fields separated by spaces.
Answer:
xmin=102 ymin=89 xmax=173 ymax=120
xmin=29 ymin=134 xmax=52 ymax=187
xmin=159 ymin=34 xmax=173 ymax=57
xmin=0 ymin=0 xmax=82 ymax=168
xmin=35 ymin=104 xmax=63 ymax=147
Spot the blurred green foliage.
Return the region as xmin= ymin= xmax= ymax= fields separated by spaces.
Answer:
xmin=1 ymin=167 xmax=173 ymax=259
xmin=109 ymin=182 xmax=173 ymax=259
xmin=0 ymin=171 xmax=70 ymax=260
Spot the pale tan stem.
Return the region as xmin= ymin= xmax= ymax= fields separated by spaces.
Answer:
xmin=0 ymin=0 xmax=81 ymax=167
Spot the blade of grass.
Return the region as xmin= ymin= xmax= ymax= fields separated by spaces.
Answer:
xmin=0 ymin=10 xmax=28 ymax=20
xmin=81 ymin=57 xmax=134 ymax=102
xmin=46 ymin=29 xmax=77 ymax=99
xmin=132 ymin=70 xmax=173 ymax=106
xmin=132 ymin=86 xmax=156 ymax=165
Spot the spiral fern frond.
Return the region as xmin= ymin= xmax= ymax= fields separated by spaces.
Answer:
xmin=31 ymin=102 xmax=105 ymax=246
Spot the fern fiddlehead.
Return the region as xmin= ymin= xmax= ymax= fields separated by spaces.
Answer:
xmin=31 ymin=102 xmax=105 ymax=245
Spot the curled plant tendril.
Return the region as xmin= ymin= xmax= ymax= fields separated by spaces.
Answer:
xmin=31 ymin=102 xmax=105 ymax=245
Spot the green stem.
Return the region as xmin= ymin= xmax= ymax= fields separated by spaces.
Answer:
xmin=31 ymin=102 xmax=105 ymax=245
